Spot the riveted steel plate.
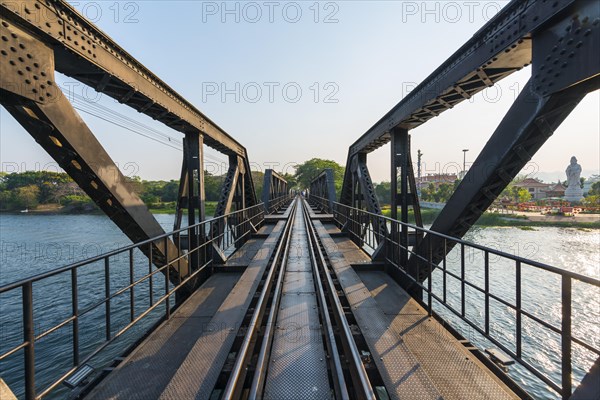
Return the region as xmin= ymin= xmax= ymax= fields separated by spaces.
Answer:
xmin=313 ymin=221 xmax=443 ymax=399
xmin=283 ymin=271 xmax=315 ymax=294
xmin=360 ymin=271 xmax=518 ymax=400
xmin=313 ymin=219 xmax=518 ymax=400
xmin=86 ymin=273 xmax=241 ymax=400
xmin=263 ymin=293 xmax=331 ymax=400
xmin=0 ymin=17 xmax=56 ymax=103
xmin=158 ymin=221 xmax=286 ymax=400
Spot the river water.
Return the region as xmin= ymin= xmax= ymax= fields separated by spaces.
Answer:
xmin=0 ymin=214 xmax=598 ymax=399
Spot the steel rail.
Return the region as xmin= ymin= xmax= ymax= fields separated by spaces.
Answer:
xmin=222 ymin=199 xmax=298 ymax=399
xmin=300 ymin=199 xmax=350 ymax=400
xmin=301 ymin=199 xmax=376 ymax=400
xmin=248 ymin=203 xmax=296 ymax=399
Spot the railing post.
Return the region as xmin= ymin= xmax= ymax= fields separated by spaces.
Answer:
xmin=23 ymin=282 xmax=35 ymax=400
xmin=165 ymin=237 xmax=171 ymax=319
xmin=427 ymin=236 xmax=432 ymax=316
xmin=484 ymin=252 xmax=490 ymax=336
xmin=442 ymin=239 xmax=447 ymax=304
xmin=105 ymin=258 xmax=111 ymax=341
xmin=71 ymin=269 xmax=79 ymax=366
xmin=561 ymin=275 xmax=572 ymax=400
xmin=460 ymin=243 xmax=465 ymax=318
xmin=129 ymin=248 xmax=135 ymax=322
xmin=148 ymin=244 xmax=154 ymax=307
xmin=516 ymin=261 xmax=522 ymax=359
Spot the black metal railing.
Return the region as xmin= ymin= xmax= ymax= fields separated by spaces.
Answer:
xmin=266 ymin=193 xmax=293 ymax=214
xmin=310 ymin=195 xmax=599 ymax=400
xmin=0 ymin=203 xmax=265 ymax=400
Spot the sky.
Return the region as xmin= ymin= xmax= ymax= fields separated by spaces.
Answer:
xmin=1 ymin=0 xmax=599 ymax=184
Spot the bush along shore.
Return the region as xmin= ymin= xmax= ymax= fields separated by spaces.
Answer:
xmin=380 ymin=207 xmax=600 ymax=229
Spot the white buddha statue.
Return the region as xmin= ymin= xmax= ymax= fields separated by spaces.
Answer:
xmin=564 ymin=156 xmax=583 ymax=202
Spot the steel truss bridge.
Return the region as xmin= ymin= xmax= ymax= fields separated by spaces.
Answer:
xmin=0 ymin=0 xmax=599 ymax=399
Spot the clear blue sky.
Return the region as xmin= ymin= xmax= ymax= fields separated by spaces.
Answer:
xmin=1 ymin=1 xmax=598 ymax=184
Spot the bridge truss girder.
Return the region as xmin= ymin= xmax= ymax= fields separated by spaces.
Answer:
xmin=338 ymin=0 xmax=599 ymax=294
xmin=309 ymin=169 xmax=337 ymax=213
xmin=262 ymin=169 xmax=288 ymax=213
xmin=0 ymin=19 xmax=191 ymax=282
xmin=0 ymin=2 xmax=260 ymax=287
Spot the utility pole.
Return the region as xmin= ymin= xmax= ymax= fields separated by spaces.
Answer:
xmin=417 ymin=149 xmax=423 ymax=198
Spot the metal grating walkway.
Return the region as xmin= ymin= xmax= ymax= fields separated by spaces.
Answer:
xmin=313 ymin=220 xmax=519 ymax=400
xmin=263 ymin=202 xmax=332 ymax=400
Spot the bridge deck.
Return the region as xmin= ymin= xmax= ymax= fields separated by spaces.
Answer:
xmin=315 ymin=220 xmax=517 ymax=399
xmin=85 ymin=202 xmax=519 ymax=400
xmin=86 ymin=221 xmax=286 ymax=400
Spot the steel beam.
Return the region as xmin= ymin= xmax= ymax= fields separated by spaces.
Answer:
xmin=309 ymin=169 xmax=337 ymax=212
xmin=262 ymin=169 xmax=288 ymax=213
xmin=407 ymin=76 xmax=598 ymax=285
xmin=403 ymin=0 xmax=600 ymax=285
xmin=348 ymin=0 xmax=581 ymax=155
xmin=1 ymin=17 xmax=188 ymax=284
xmin=0 ymin=0 xmax=246 ymax=156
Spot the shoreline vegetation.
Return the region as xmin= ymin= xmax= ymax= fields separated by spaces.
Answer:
xmin=4 ymin=204 xmax=599 ymax=229
xmin=380 ymin=207 xmax=600 ymax=229
xmin=2 ymin=166 xmax=599 ymax=229
xmin=1 ymin=202 xmax=218 ymax=217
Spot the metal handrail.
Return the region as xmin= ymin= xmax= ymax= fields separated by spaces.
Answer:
xmin=309 ymin=196 xmax=600 ymax=399
xmin=0 ymin=203 xmax=265 ymax=400
xmin=311 ymin=195 xmax=599 ymax=285
xmin=267 ymin=193 xmax=293 ymax=213
xmin=301 ymin=199 xmax=375 ymax=399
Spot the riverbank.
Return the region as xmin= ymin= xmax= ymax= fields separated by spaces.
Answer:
xmin=1 ymin=202 xmax=218 ymax=217
xmin=5 ymin=204 xmax=598 ymax=229
xmin=380 ymin=207 xmax=600 ymax=229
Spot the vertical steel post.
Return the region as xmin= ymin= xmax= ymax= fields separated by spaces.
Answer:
xmin=442 ymin=239 xmax=447 ymax=304
xmin=460 ymin=244 xmax=466 ymax=318
xmin=484 ymin=252 xmax=490 ymax=335
xmin=105 ymin=258 xmax=111 ymax=341
xmin=391 ymin=128 xmax=410 ymax=266
xmin=516 ymin=261 xmax=522 ymax=358
xmin=71 ymin=269 xmax=79 ymax=366
xmin=148 ymin=244 xmax=154 ymax=307
xmin=129 ymin=248 xmax=135 ymax=322
xmin=561 ymin=276 xmax=572 ymax=399
xmin=23 ymin=282 xmax=35 ymax=400
xmin=165 ymin=237 xmax=171 ymax=319
xmin=185 ymin=132 xmax=206 ymax=272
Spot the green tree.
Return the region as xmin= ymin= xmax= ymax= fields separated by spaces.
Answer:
xmin=582 ymin=195 xmax=600 ymax=207
xmin=282 ymin=173 xmax=297 ymax=190
xmin=375 ymin=181 xmax=391 ymax=205
xmin=252 ymin=170 xmax=265 ymax=200
xmin=589 ymin=181 xmax=600 ymax=196
xmin=294 ymin=158 xmax=344 ymax=195
xmin=161 ymin=180 xmax=180 ymax=202
xmin=516 ymin=188 xmax=532 ymax=203
xmin=0 ymin=190 xmax=12 ymax=210
xmin=12 ymin=185 xmax=40 ymax=209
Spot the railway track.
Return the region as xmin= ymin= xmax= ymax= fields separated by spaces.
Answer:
xmin=216 ymin=197 xmax=385 ymax=400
